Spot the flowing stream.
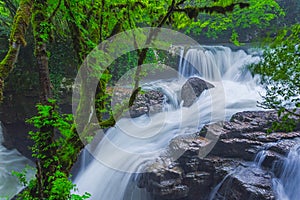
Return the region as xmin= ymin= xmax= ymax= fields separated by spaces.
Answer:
xmin=74 ymin=45 xmax=266 ymax=199
xmin=0 ymin=124 xmax=34 ymax=199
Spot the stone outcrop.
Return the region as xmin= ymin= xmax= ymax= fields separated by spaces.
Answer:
xmin=138 ymin=110 xmax=300 ymax=200
xmin=112 ymin=87 xmax=165 ymax=118
xmin=181 ymin=77 xmax=214 ymax=107
xmin=129 ymin=90 xmax=165 ymax=118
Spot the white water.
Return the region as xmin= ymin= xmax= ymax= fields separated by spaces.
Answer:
xmin=0 ymin=123 xmax=34 ymax=199
xmin=208 ymin=141 xmax=300 ymax=200
xmin=208 ymin=169 xmax=239 ymax=200
xmin=273 ymin=144 xmax=300 ymax=200
xmin=74 ymin=45 xmax=264 ymax=199
xmin=179 ymin=46 xmax=259 ymax=81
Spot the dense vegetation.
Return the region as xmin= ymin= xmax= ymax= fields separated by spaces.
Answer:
xmin=0 ymin=0 xmax=299 ymax=199
xmin=250 ymin=24 xmax=300 ymax=132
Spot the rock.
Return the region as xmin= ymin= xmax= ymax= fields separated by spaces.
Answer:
xmin=1 ymin=121 xmax=35 ymax=160
xmin=257 ymin=150 xmax=284 ymax=170
xmin=268 ymin=139 xmax=299 ymax=155
xmin=129 ymin=90 xmax=164 ymax=118
xmin=138 ymin=157 xmax=188 ymax=200
xmin=216 ymin=166 xmax=275 ymax=200
xmin=168 ymin=135 xmax=211 ymax=161
xmin=200 ymin=111 xmax=300 ymax=161
xmin=181 ymin=77 xmax=214 ymax=107
xmin=138 ymin=110 xmax=300 ymax=200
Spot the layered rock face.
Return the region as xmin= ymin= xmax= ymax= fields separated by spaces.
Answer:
xmin=138 ymin=111 xmax=300 ymax=200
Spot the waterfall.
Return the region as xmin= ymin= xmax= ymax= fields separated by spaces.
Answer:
xmin=273 ymin=144 xmax=300 ymax=200
xmin=208 ymin=169 xmax=238 ymax=200
xmin=178 ymin=46 xmax=259 ymax=81
xmin=0 ymin=123 xmax=35 ymax=199
xmin=208 ymin=142 xmax=300 ymax=200
xmin=74 ymin=45 xmax=263 ymax=199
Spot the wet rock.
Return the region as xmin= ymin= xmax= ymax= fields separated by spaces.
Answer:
xmin=181 ymin=77 xmax=214 ymax=107
xmin=138 ymin=110 xmax=300 ymax=200
xmin=168 ymin=135 xmax=211 ymax=161
xmin=216 ymin=166 xmax=275 ymax=200
xmin=129 ymin=90 xmax=164 ymax=118
xmin=258 ymin=150 xmax=284 ymax=169
xmin=139 ymin=157 xmax=188 ymax=200
xmin=1 ymin=121 xmax=34 ymax=160
xmin=183 ymin=171 xmax=212 ymax=200
xmin=268 ymin=139 xmax=300 ymax=155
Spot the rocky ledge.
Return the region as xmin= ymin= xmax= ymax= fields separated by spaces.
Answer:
xmin=137 ymin=110 xmax=300 ymax=200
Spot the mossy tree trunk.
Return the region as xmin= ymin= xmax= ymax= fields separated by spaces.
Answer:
xmin=0 ymin=0 xmax=33 ymax=101
xmin=31 ymin=0 xmax=55 ymax=198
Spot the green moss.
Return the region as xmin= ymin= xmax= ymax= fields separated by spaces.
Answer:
xmin=0 ymin=0 xmax=33 ymax=101
xmin=9 ymin=0 xmax=32 ymax=46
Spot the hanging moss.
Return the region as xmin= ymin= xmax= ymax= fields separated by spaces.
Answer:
xmin=0 ymin=0 xmax=33 ymax=101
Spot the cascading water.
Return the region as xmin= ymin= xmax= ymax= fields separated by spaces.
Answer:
xmin=178 ymin=46 xmax=258 ymax=81
xmin=0 ymin=123 xmax=34 ymax=199
xmin=273 ymin=144 xmax=300 ymax=200
xmin=74 ymin=45 xmax=264 ymax=199
xmin=208 ymin=140 xmax=300 ymax=200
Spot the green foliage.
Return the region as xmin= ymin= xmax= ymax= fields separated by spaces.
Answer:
xmin=27 ymin=99 xmax=75 ymax=161
xmin=14 ymin=169 xmax=91 ymax=200
xmin=250 ymin=24 xmax=300 ymax=132
xmin=47 ymin=39 xmax=78 ymax=99
xmin=109 ymin=48 xmax=166 ymax=84
xmin=12 ymin=165 xmax=34 ymax=187
xmin=109 ymin=51 xmax=138 ymax=83
xmin=181 ymin=0 xmax=284 ymax=42
xmin=0 ymin=0 xmax=17 ymax=36
xmin=12 ymin=99 xmax=91 ymax=200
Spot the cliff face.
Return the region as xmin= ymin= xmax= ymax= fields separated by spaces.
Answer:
xmin=138 ymin=110 xmax=300 ymax=200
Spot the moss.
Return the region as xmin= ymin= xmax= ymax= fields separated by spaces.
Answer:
xmin=99 ymin=115 xmax=116 ymax=128
xmin=9 ymin=0 xmax=32 ymax=46
xmin=0 ymin=0 xmax=33 ymax=101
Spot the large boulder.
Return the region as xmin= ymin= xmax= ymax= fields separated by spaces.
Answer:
xmin=138 ymin=110 xmax=300 ymax=200
xmin=181 ymin=77 xmax=214 ymax=107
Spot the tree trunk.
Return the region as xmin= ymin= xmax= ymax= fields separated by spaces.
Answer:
xmin=0 ymin=0 xmax=33 ymax=101
xmin=31 ymin=0 xmax=55 ymax=198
